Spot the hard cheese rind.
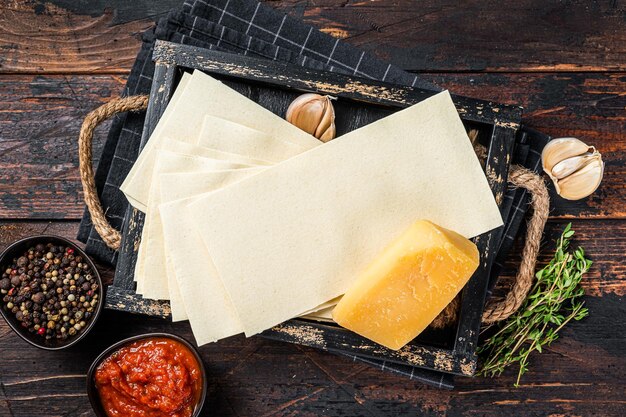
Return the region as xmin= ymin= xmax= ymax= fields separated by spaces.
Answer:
xmin=332 ymin=220 xmax=479 ymax=351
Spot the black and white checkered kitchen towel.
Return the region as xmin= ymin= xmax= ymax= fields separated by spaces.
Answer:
xmin=77 ymin=0 xmax=549 ymax=388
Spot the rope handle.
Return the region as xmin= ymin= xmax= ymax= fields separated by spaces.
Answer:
xmin=481 ymin=165 xmax=550 ymax=324
xmin=79 ymin=95 xmax=149 ymax=251
xmin=78 ymin=97 xmax=549 ymax=324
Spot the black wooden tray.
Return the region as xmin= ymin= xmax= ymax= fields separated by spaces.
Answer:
xmin=105 ymin=40 xmax=521 ymax=376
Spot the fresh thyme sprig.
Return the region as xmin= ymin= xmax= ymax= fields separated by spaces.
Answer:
xmin=478 ymin=223 xmax=590 ymax=386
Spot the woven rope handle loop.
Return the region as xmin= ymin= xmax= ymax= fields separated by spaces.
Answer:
xmin=466 ymin=130 xmax=551 ymax=324
xmin=78 ymin=95 xmax=149 ymax=250
xmin=481 ymin=165 xmax=550 ymax=324
xmin=430 ymin=164 xmax=550 ymax=328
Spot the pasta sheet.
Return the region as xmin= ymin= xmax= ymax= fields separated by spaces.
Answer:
xmin=120 ymin=71 xmax=319 ymax=211
xmin=188 ymin=91 xmax=503 ymax=336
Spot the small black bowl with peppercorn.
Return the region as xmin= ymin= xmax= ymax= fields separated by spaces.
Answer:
xmin=0 ymin=235 xmax=104 ymax=350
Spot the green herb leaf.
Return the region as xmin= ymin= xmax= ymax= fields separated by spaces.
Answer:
xmin=477 ymin=223 xmax=590 ymax=385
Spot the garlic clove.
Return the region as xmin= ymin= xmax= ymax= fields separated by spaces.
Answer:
xmin=542 ymin=137 xmax=592 ymax=173
xmin=555 ymin=156 xmax=604 ymax=200
xmin=286 ymin=93 xmax=336 ymax=141
xmin=286 ymin=94 xmax=326 ymax=135
xmin=319 ymin=123 xmax=336 ymax=143
xmin=314 ymin=98 xmax=336 ymax=142
xmin=551 ymin=152 xmax=598 ymax=180
xmin=285 ymin=93 xmax=320 ymax=123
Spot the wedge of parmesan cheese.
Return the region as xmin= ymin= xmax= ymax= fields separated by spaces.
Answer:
xmin=333 ymin=220 xmax=479 ymax=350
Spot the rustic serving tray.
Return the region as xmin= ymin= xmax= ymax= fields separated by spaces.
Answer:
xmin=105 ymin=40 xmax=522 ymax=376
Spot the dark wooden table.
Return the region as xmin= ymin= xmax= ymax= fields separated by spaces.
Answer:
xmin=1 ymin=1 xmax=625 ymax=416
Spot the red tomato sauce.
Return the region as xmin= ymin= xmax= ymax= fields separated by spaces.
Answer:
xmin=94 ymin=337 xmax=203 ymax=417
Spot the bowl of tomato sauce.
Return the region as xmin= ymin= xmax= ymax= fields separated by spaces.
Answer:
xmin=87 ymin=333 xmax=207 ymax=417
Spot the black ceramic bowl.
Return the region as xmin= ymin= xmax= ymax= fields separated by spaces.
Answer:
xmin=0 ymin=235 xmax=104 ymax=350
xmin=87 ymin=333 xmax=207 ymax=417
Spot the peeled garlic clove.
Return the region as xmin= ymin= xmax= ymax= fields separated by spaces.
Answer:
xmin=542 ymin=137 xmax=604 ymax=200
xmin=542 ymin=137 xmax=592 ymax=173
xmin=551 ymin=153 xmax=596 ymax=180
xmin=555 ymin=156 xmax=604 ymax=200
xmin=286 ymin=93 xmax=336 ymax=141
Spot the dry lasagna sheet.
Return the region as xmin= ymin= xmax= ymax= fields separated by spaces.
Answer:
xmin=122 ymin=70 xmax=502 ymax=344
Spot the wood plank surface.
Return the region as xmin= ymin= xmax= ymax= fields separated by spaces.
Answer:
xmin=0 ymin=0 xmax=624 ymax=416
xmin=0 ymin=220 xmax=623 ymax=416
xmin=0 ymin=1 xmax=150 ymax=74
xmin=0 ymin=75 xmax=120 ymax=219
xmin=1 ymin=0 xmax=625 ymax=74
xmin=1 ymin=73 xmax=623 ymax=219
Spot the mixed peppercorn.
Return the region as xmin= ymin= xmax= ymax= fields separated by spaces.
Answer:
xmin=0 ymin=243 xmax=99 ymax=341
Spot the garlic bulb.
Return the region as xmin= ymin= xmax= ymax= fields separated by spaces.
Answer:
xmin=541 ymin=137 xmax=604 ymax=200
xmin=285 ymin=93 xmax=336 ymax=142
